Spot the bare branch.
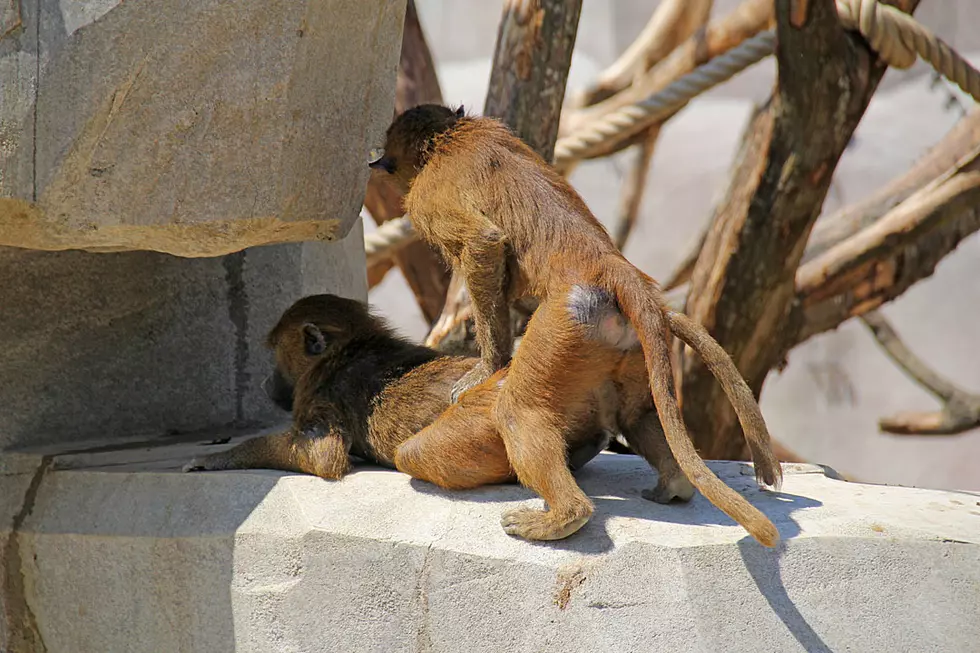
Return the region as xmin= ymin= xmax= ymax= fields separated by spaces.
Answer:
xmin=560 ymin=0 xmax=773 ymax=162
xmin=804 ymin=107 xmax=980 ymax=264
xmin=573 ymin=0 xmax=714 ymax=109
xmin=364 ymin=0 xmax=451 ymax=322
xmin=612 ymin=129 xmax=660 ymax=250
xmin=795 ymin=146 xmax=980 ymax=342
xmin=861 ymin=310 xmax=980 ymax=435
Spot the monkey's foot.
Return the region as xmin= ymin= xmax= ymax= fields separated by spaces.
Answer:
xmin=181 ymin=455 xmax=225 ymax=473
xmin=641 ymin=474 xmax=695 ymax=504
xmin=182 ymin=458 xmax=207 ymax=473
xmin=500 ymin=505 xmax=592 ymax=541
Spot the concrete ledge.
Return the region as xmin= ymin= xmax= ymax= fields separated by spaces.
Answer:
xmin=3 ymin=435 xmax=979 ymax=652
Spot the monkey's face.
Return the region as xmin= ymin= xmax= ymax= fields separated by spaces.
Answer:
xmin=369 ymin=103 xmax=465 ymax=193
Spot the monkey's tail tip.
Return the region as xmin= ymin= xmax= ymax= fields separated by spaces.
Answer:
xmin=752 ymin=520 xmax=781 ymax=548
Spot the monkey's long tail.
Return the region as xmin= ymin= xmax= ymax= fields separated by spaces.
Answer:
xmin=665 ymin=310 xmax=783 ymax=490
xmin=604 ymin=258 xmax=780 ymax=548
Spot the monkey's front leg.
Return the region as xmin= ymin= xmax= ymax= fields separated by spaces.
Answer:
xmin=183 ymin=425 xmax=353 ymax=480
xmin=450 ymin=229 xmax=512 ymax=402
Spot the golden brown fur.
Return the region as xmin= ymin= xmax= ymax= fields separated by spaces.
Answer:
xmin=371 ymin=104 xmax=782 ymax=546
xmin=183 ymin=294 xmax=639 ymax=495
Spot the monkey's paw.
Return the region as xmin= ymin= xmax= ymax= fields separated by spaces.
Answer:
xmin=450 ymin=363 xmax=491 ymax=403
xmin=641 ymin=474 xmax=695 ymax=504
xmin=182 ymin=457 xmax=211 ymax=473
xmin=500 ymin=506 xmax=591 ymax=541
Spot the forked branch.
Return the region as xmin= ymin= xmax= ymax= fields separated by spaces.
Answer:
xmin=861 ymin=311 xmax=980 ymax=435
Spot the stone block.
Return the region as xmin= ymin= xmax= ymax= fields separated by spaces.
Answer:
xmin=0 ymin=221 xmax=367 ymax=451
xmin=0 ymin=0 xmax=405 ymax=256
xmin=2 ymin=442 xmax=978 ymax=652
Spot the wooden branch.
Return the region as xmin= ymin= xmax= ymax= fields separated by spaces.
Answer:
xmin=612 ymin=128 xmax=660 ymax=250
xmin=573 ymin=0 xmax=714 ymax=109
xmin=560 ymin=0 xmax=773 ymax=159
xmin=363 ymin=0 xmax=451 ymax=323
xmin=680 ymin=0 xmax=921 ymax=461
xmin=662 ymin=231 xmax=703 ymax=291
xmin=606 ymin=1 xmax=713 ymax=251
xmin=861 ymin=310 xmax=980 ymax=435
xmin=425 ymin=0 xmax=581 ymax=353
xmin=795 ymin=145 xmax=980 ymax=342
xmin=804 ymin=106 xmax=980 ymax=264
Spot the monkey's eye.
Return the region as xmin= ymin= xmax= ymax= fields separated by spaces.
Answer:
xmin=367 ymin=148 xmax=395 ymax=174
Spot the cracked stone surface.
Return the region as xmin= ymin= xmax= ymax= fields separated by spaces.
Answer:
xmin=0 ymin=0 xmax=404 ymax=256
xmin=2 ymin=437 xmax=978 ymax=652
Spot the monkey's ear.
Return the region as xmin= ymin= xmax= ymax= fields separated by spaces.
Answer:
xmin=455 ymin=105 xmax=465 ymax=118
xmin=302 ymin=323 xmax=326 ymax=356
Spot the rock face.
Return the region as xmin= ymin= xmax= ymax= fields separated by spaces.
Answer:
xmin=0 ymin=0 xmax=402 ymax=449
xmin=2 ymin=443 xmax=978 ymax=653
xmin=0 ymin=234 xmax=369 ymax=451
xmin=0 ymin=0 xmax=405 ymax=256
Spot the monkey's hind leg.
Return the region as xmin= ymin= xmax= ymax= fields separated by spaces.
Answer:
xmin=183 ymin=429 xmax=352 ymax=480
xmin=394 ymin=393 xmax=515 ymax=490
xmin=622 ymin=411 xmax=695 ymax=504
xmin=494 ymin=299 xmax=600 ymax=541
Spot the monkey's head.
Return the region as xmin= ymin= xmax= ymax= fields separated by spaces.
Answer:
xmin=368 ymin=103 xmax=466 ymax=193
xmin=262 ymin=294 xmax=382 ymax=411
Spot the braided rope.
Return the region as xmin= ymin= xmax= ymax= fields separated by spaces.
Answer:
xmin=555 ymin=1 xmax=980 ymax=167
xmin=837 ymin=0 xmax=980 ymax=100
xmin=365 ymin=0 xmax=980 ymax=263
xmin=363 ymin=215 xmax=416 ymax=265
xmin=552 ymin=31 xmax=776 ymax=168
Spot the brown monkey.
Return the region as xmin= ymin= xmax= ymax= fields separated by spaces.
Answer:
xmin=369 ymin=104 xmax=782 ymax=546
xmin=182 ymin=294 xmax=618 ymax=487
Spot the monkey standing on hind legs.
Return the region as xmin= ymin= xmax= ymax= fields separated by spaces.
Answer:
xmin=370 ymin=104 xmax=783 ymax=546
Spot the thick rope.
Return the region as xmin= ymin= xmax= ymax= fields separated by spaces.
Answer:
xmin=365 ymin=0 xmax=980 ymax=262
xmin=554 ymin=0 xmax=980 ymax=167
xmin=552 ymin=31 xmax=776 ymax=168
xmin=837 ymin=0 xmax=980 ymax=99
xmin=363 ymin=215 xmax=416 ymax=265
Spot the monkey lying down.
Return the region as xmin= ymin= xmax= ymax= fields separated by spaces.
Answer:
xmin=185 ymin=293 xmax=777 ymax=546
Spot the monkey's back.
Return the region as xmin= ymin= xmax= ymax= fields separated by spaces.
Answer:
xmin=413 ymin=117 xmax=623 ymax=296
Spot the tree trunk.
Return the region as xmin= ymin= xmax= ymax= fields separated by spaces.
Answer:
xmin=484 ymin=0 xmax=583 ymax=161
xmin=681 ymin=0 xmax=921 ymax=460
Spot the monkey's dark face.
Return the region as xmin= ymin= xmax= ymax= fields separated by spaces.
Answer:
xmin=262 ymin=368 xmax=295 ymax=412
xmin=369 ymin=103 xmax=465 ymax=193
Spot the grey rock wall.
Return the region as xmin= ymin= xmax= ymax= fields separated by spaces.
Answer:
xmin=2 ymin=447 xmax=978 ymax=652
xmin=0 ymin=0 xmax=405 ymax=256
xmin=0 ymin=230 xmax=367 ymax=451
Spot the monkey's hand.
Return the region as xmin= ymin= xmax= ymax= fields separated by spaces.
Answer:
xmin=451 ymin=361 xmax=492 ymax=403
